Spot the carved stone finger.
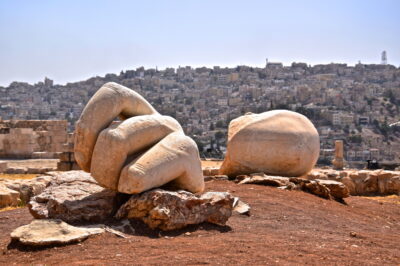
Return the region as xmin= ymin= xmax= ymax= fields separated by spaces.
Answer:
xmin=118 ymin=131 xmax=204 ymax=194
xmin=90 ymin=115 xmax=183 ymax=190
xmin=74 ymin=82 xmax=158 ymax=171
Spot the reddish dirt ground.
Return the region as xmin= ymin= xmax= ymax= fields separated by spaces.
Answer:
xmin=0 ymin=180 xmax=399 ymax=265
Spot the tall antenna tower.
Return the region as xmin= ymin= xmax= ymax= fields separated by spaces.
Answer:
xmin=381 ymin=51 xmax=387 ymax=65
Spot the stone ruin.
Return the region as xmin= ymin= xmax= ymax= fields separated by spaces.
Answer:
xmin=0 ymin=120 xmax=68 ymax=159
xmin=0 ymin=120 xmax=79 ymax=174
xmin=6 ymin=83 xmax=235 ymax=244
xmin=220 ymin=110 xmax=320 ymax=177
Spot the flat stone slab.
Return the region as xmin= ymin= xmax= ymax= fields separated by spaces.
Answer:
xmin=115 ymin=189 xmax=234 ymax=231
xmin=238 ymin=173 xmax=292 ymax=187
xmin=10 ymin=219 xmax=104 ymax=246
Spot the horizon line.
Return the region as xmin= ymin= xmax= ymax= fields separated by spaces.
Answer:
xmin=2 ymin=60 xmax=398 ymax=88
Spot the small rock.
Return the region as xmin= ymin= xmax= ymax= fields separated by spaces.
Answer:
xmin=10 ymin=219 xmax=104 ymax=246
xmin=0 ymin=184 xmax=20 ymax=208
xmin=233 ymin=197 xmax=251 ymax=215
xmin=298 ymin=179 xmax=332 ymax=200
xmin=2 ymin=175 xmax=52 ymax=204
xmin=115 ymin=189 xmax=234 ymax=231
xmin=239 ymin=173 xmax=291 ymax=187
xmin=315 ymin=179 xmax=350 ymax=199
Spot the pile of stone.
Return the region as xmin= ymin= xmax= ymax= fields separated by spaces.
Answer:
xmin=0 ymin=175 xmax=52 ymax=207
xmin=305 ymin=169 xmax=400 ymax=196
xmin=234 ymin=173 xmax=350 ymax=201
xmin=27 ymin=171 xmax=234 ymax=230
xmin=57 ymin=133 xmax=81 ymax=171
xmin=0 ymin=120 xmax=68 ymax=159
xmin=205 ymin=166 xmax=400 ymax=197
xmin=6 ymin=170 xmax=235 ymax=247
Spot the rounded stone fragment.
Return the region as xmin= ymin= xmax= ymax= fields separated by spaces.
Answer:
xmin=220 ymin=110 xmax=320 ymax=177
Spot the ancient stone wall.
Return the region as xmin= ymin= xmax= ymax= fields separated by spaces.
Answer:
xmin=0 ymin=120 xmax=68 ymax=159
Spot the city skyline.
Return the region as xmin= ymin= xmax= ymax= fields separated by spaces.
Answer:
xmin=1 ymin=0 xmax=399 ymax=86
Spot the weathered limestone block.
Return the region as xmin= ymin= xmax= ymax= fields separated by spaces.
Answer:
xmin=1 ymin=175 xmax=52 ymax=204
xmin=0 ymin=184 xmax=20 ymax=207
xmin=74 ymin=82 xmax=204 ymax=194
xmin=28 ymin=171 xmax=120 ymax=223
xmin=115 ymin=189 xmax=234 ymax=231
xmin=314 ymin=179 xmax=350 ymax=199
xmin=0 ymin=161 xmax=7 ymax=173
xmin=291 ymin=178 xmax=332 ymax=199
xmin=59 ymin=152 xmax=71 ymax=162
xmin=220 ymin=110 xmax=320 ymax=177
xmin=304 ymin=169 xmax=400 ymax=196
xmin=57 ymin=161 xmax=71 ymax=171
xmin=11 ymin=219 xmax=104 ymax=246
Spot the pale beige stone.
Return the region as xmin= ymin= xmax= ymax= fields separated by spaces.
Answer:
xmin=10 ymin=219 xmax=104 ymax=246
xmin=74 ymin=82 xmax=204 ymax=194
xmin=0 ymin=184 xmax=20 ymax=208
xmin=220 ymin=110 xmax=320 ymax=177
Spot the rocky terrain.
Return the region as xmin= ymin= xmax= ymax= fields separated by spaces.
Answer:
xmin=0 ymin=179 xmax=399 ymax=265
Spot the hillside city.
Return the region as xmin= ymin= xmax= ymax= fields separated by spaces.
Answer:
xmin=1 ymin=61 xmax=399 ymax=168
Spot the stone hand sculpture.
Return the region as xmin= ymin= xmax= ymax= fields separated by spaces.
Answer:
xmin=74 ymin=82 xmax=204 ymax=194
xmin=220 ymin=110 xmax=320 ymax=177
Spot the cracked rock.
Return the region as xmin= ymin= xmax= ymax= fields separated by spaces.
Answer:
xmin=115 ymin=189 xmax=234 ymax=231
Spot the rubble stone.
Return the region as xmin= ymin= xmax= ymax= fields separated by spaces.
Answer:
xmin=314 ymin=179 xmax=350 ymax=199
xmin=0 ymin=184 xmax=20 ymax=207
xmin=115 ymin=189 xmax=234 ymax=231
xmin=238 ymin=173 xmax=292 ymax=187
xmin=305 ymin=169 xmax=400 ymax=196
xmin=28 ymin=171 xmax=120 ymax=223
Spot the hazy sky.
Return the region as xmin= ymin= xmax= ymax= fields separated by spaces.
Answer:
xmin=0 ymin=0 xmax=399 ymax=86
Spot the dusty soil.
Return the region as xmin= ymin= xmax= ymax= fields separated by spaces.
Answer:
xmin=0 ymin=180 xmax=399 ymax=265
